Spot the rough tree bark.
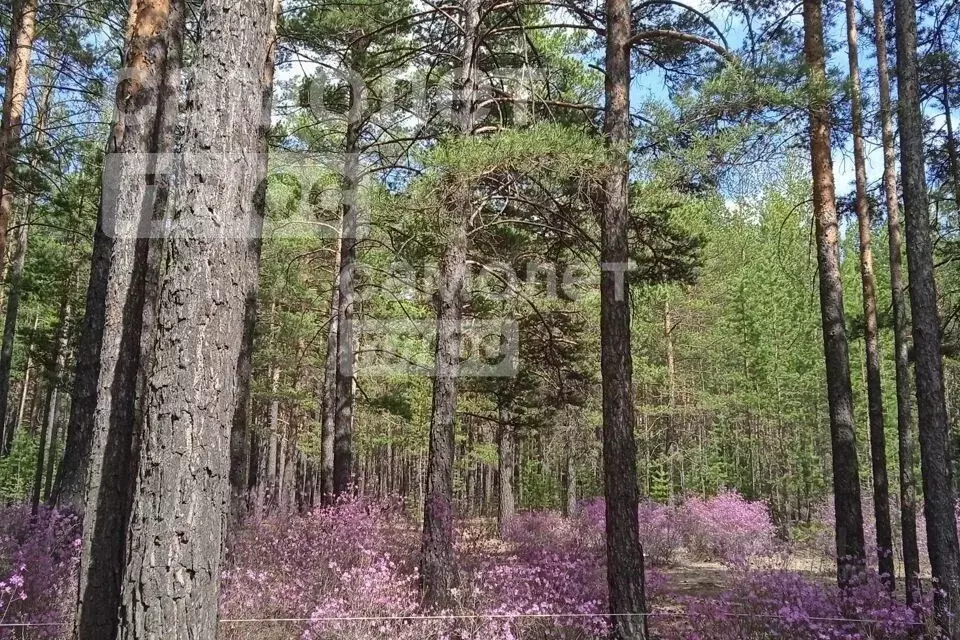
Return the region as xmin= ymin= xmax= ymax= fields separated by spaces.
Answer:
xmin=0 ymin=0 xmax=37 ymax=268
xmin=844 ymin=0 xmax=894 ymax=588
xmin=872 ymin=0 xmax=921 ymax=601
xmin=72 ymin=0 xmax=185 ymax=636
xmin=802 ymin=0 xmax=866 ymax=588
xmin=419 ymin=0 xmax=478 ymax=610
xmin=893 ymin=0 xmax=960 ymax=632
xmin=601 ymin=0 xmax=647 ymax=637
xmin=116 ymin=0 xmax=278 ymax=635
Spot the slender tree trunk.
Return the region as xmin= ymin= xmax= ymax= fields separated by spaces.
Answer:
xmin=73 ymin=0 xmax=185 ymax=636
xmin=266 ymin=365 xmax=281 ymax=508
xmin=419 ymin=0 xmax=478 ymax=610
xmin=320 ymin=240 xmax=341 ymax=503
xmin=43 ymin=394 xmax=61 ymax=502
xmin=497 ymin=406 xmax=515 ymax=538
xmin=0 ymin=58 xmax=56 ymax=457
xmin=602 ymin=0 xmax=647 ymax=636
xmin=13 ymin=314 xmax=36 ymax=441
xmin=0 ymin=222 xmax=28 ymax=455
xmin=118 ymin=0 xmax=278 ymax=635
xmin=939 ymin=52 xmax=960 ymax=211
xmin=802 ymin=0 xmax=866 ymax=588
xmin=894 ymin=0 xmax=960 ymax=631
xmin=0 ymin=0 xmax=37 ymax=268
xmin=31 ymin=381 xmax=52 ymax=515
xmin=31 ymin=296 xmax=70 ymax=514
xmin=844 ymin=0 xmax=894 ymax=587
xmin=873 ymin=0 xmax=921 ymax=600
xmin=229 ymin=251 xmax=263 ymax=526
xmin=43 ymin=297 xmax=71 ymax=502
xmin=564 ymin=447 xmax=577 ymax=517
xmin=664 ymin=300 xmax=677 ymax=498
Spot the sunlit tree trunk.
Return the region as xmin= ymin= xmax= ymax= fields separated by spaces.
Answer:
xmin=0 ymin=0 xmax=37 ymax=268
xmin=844 ymin=0 xmax=894 ymax=587
xmin=802 ymin=0 xmax=866 ymax=588
xmin=73 ymin=0 xmax=185 ymax=636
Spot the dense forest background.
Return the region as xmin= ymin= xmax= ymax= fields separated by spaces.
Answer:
xmin=2 ymin=0 xmax=960 ymax=637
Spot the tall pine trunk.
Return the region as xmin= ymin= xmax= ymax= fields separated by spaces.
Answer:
xmin=601 ymin=0 xmax=647 ymax=637
xmin=802 ymin=0 xmax=866 ymax=587
xmin=72 ymin=0 xmax=185 ymax=636
xmin=117 ymin=0 xmax=278 ymax=634
xmin=844 ymin=0 xmax=894 ymax=587
xmin=872 ymin=0 xmax=921 ymax=600
xmin=419 ymin=0 xmax=478 ymax=609
xmin=893 ymin=0 xmax=960 ymax=632
xmin=333 ymin=102 xmax=362 ymax=496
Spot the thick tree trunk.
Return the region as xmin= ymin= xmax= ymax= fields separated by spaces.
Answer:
xmin=601 ymin=0 xmax=647 ymax=637
xmin=844 ymin=0 xmax=894 ymax=588
xmin=117 ymin=0 xmax=278 ymax=635
xmin=802 ymin=0 xmax=866 ymax=588
xmin=497 ymin=407 xmax=515 ymax=538
xmin=872 ymin=0 xmax=921 ymax=600
xmin=0 ymin=222 xmax=28 ymax=455
xmin=0 ymin=0 xmax=37 ymax=268
xmin=54 ymin=227 xmax=110 ymax=511
xmin=73 ymin=0 xmax=185 ymax=636
xmin=419 ymin=0 xmax=478 ymax=610
xmin=893 ymin=0 xmax=960 ymax=632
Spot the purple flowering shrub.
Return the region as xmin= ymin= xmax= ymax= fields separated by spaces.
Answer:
xmin=680 ymin=491 xmax=776 ymax=565
xmin=685 ymin=569 xmax=932 ymax=640
xmin=0 ymin=505 xmax=80 ymax=638
xmin=221 ymin=496 xmax=418 ymax=638
xmin=579 ymin=491 xmax=775 ymax=567
xmin=579 ymin=498 xmax=682 ymax=566
xmin=224 ymin=498 xmax=629 ymax=639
